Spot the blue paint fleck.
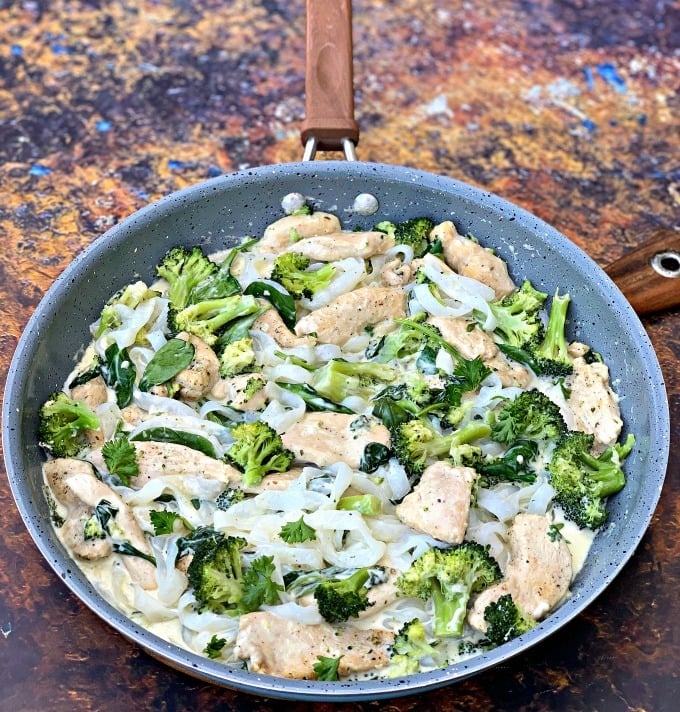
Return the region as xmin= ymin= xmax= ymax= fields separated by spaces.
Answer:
xmin=50 ymin=43 xmax=70 ymax=56
xmin=582 ymin=118 xmax=597 ymax=132
xmin=11 ymin=44 xmax=22 ymax=56
xmin=29 ymin=164 xmax=52 ymax=176
xmin=207 ymin=165 xmax=222 ymax=178
xmin=596 ymin=62 xmax=627 ymax=93
xmin=637 ymin=114 xmax=647 ymax=126
xmin=168 ymin=159 xmax=186 ymax=170
xmin=583 ymin=66 xmax=594 ymax=91
xmin=96 ymin=120 xmax=112 ymax=132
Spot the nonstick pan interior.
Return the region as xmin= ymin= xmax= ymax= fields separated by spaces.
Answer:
xmin=3 ymin=160 xmax=669 ymax=701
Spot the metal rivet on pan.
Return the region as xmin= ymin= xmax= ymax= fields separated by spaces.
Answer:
xmin=651 ymin=251 xmax=680 ymax=278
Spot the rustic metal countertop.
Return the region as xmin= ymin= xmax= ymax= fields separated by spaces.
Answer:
xmin=1 ymin=1 xmax=678 ymax=709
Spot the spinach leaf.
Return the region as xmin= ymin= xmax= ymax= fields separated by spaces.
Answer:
xmin=360 ymin=442 xmax=392 ymax=473
xmin=139 ymin=338 xmax=195 ymax=391
xmin=131 ymin=427 xmax=217 ymax=458
xmin=244 ymin=281 xmax=297 ymax=330
xmin=102 ymin=343 xmax=135 ymax=408
xmin=275 ymin=382 xmax=354 ymax=414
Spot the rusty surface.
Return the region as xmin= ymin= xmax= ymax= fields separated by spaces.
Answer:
xmin=1 ymin=0 xmax=678 ymax=709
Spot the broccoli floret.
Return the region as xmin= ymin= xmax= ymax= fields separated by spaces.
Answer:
xmin=391 ymin=419 xmax=492 ymax=482
xmin=336 ymin=493 xmax=382 ymax=515
xmin=375 ymin=217 xmax=435 ymax=258
xmin=171 ymin=294 xmax=262 ymax=346
xmin=548 ymin=430 xmax=634 ymax=529
xmin=83 ymin=500 xmax=118 ymax=540
xmin=530 ymin=290 xmax=573 ymax=377
xmin=186 ymin=531 xmax=247 ymax=613
xmin=313 ymin=567 xmax=374 ymax=623
xmin=397 ymin=542 xmax=502 ymax=637
xmin=284 ymin=565 xmax=388 ymax=599
xmin=491 ymin=389 xmax=566 ymax=445
xmin=311 ymin=359 xmax=397 ymax=402
xmin=387 ymin=618 xmax=440 ymax=677
xmin=372 ymin=313 xmax=458 ymax=364
xmin=38 ymin=391 xmax=101 ymax=458
xmin=219 ymin=337 xmax=257 ymax=378
xmin=95 ymin=280 xmax=159 ymax=338
xmin=215 ymin=488 xmax=246 ymax=511
xmin=156 ymin=245 xmax=218 ymax=309
xmin=486 ymin=280 xmax=548 ymax=349
xmin=483 ymin=593 xmax=537 ymax=646
xmin=242 ymin=376 xmax=265 ymax=401
xmin=225 ymin=421 xmax=294 ymax=488
xmin=269 ymin=252 xmax=336 ymax=299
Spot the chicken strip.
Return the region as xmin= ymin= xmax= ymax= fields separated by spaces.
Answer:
xmin=295 ymin=287 xmax=407 ymax=346
xmin=255 ymin=212 xmax=341 ymax=254
xmin=428 ymin=316 xmax=531 ymax=388
xmin=70 ymin=375 xmax=109 ymax=409
xmin=43 ymin=458 xmax=157 ymax=590
xmin=432 ymin=221 xmax=516 ymax=299
xmin=281 ymin=413 xmax=390 ymax=470
xmin=468 ymin=513 xmax=573 ymax=629
xmin=395 ymin=462 xmax=477 ymax=544
xmin=283 ymin=230 xmax=395 ymax=261
xmin=252 ymin=308 xmax=316 ymax=348
xmin=210 ymin=373 xmax=267 ymax=411
xmin=234 ymin=611 xmax=393 ymax=678
xmin=380 ymin=256 xmax=417 ymax=287
xmin=566 ymin=348 xmax=623 ymax=452
xmin=173 ymin=332 xmax=220 ymax=401
xmin=87 ymin=441 xmax=242 ymax=486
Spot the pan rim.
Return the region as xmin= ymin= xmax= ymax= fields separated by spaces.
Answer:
xmin=2 ymin=160 xmax=670 ymax=701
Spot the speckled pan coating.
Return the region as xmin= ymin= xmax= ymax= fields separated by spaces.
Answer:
xmin=2 ymin=161 xmax=669 ymax=701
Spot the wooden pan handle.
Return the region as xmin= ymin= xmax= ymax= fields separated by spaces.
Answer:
xmin=604 ymin=228 xmax=680 ymax=315
xmin=300 ymin=0 xmax=360 ymax=152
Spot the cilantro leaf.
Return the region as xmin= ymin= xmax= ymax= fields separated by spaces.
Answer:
xmin=102 ymin=436 xmax=139 ymax=486
xmin=149 ymin=510 xmax=187 ymax=535
xmin=313 ymin=655 xmax=342 ymax=681
xmin=240 ymin=555 xmax=283 ymax=612
xmin=279 ymin=516 xmax=317 ymax=544
xmin=204 ymin=635 xmax=227 ymax=659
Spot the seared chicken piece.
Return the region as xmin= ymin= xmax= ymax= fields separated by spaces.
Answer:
xmin=43 ymin=458 xmax=157 ymax=590
xmin=210 ymin=373 xmax=267 ymax=411
xmin=281 ymin=413 xmax=390 ymax=470
xmin=566 ymin=350 xmax=623 ymax=452
xmin=245 ymin=468 xmax=304 ymax=493
xmin=429 ymin=316 xmax=497 ymax=361
xmin=380 ymin=257 xmax=417 ymax=287
xmin=295 ymin=287 xmax=407 ymax=345
xmin=252 ymin=308 xmax=316 ymax=348
xmin=468 ymin=513 xmax=573 ymax=629
xmin=428 ymin=316 xmax=531 ymax=388
xmin=255 ymin=212 xmax=342 ymax=254
xmin=395 ymin=462 xmax=477 ymax=544
xmin=234 ymin=611 xmax=393 ymax=678
xmin=120 ymin=404 xmax=147 ymax=427
xmin=173 ymin=333 xmax=220 ymax=401
xmin=283 ymin=230 xmax=394 ymax=261
xmin=432 ymin=221 xmax=516 ymax=299
xmin=87 ymin=441 xmax=242 ymax=486
xmin=70 ymin=375 xmax=109 ymax=409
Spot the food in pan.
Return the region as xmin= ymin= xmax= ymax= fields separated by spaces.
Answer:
xmin=39 ymin=201 xmax=634 ymax=680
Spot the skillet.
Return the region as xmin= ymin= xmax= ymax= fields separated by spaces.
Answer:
xmin=2 ymin=0 xmax=676 ymax=701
